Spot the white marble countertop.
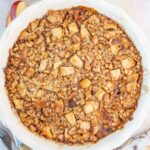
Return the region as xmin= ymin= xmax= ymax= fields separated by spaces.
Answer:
xmin=0 ymin=0 xmax=150 ymax=149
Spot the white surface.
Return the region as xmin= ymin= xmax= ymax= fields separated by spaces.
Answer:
xmin=0 ymin=0 xmax=150 ymax=149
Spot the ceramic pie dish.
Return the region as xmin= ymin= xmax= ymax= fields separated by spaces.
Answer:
xmin=0 ymin=0 xmax=150 ymax=150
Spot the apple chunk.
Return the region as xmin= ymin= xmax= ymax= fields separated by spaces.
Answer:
xmin=80 ymin=78 xmax=91 ymax=89
xmin=84 ymin=101 xmax=99 ymax=114
xmin=51 ymin=27 xmax=63 ymax=39
xmin=55 ymin=100 xmax=64 ymax=115
xmin=6 ymin=1 xmax=27 ymax=26
xmin=80 ymin=25 xmax=90 ymax=38
xmin=68 ymin=22 xmax=79 ymax=34
xmin=60 ymin=67 xmax=75 ymax=76
xmin=42 ymin=126 xmax=53 ymax=139
xmin=69 ymin=54 xmax=83 ymax=68
xmin=6 ymin=15 xmax=12 ymax=26
xmin=111 ymin=69 xmax=121 ymax=80
xmin=80 ymin=121 xmax=91 ymax=130
xmin=121 ymin=57 xmax=136 ymax=69
xmin=13 ymin=99 xmax=23 ymax=110
xmin=16 ymin=1 xmax=27 ymax=17
xmin=65 ymin=112 xmax=76 ymax=126
xmin=95 ymin=88 xmax=106 ymax=101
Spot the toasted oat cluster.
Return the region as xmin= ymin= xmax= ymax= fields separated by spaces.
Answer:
xmin=5 ymin=6 xmax=143 ymax=145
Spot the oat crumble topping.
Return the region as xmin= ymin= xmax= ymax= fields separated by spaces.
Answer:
xmin=4 ymin=6 xmax=143 ymax=145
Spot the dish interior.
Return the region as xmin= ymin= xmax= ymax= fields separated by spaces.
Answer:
xmin=4 ymin=6 xmax=143 ymax=145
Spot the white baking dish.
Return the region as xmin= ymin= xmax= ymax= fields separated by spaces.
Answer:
xmin=0 ymin=0 xmax=150 ymax=150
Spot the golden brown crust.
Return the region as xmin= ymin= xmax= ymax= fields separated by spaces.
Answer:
xmin=4 ymin=6 xmax=143 ymax=145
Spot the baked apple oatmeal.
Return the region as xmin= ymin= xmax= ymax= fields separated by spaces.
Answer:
xmin=4 ymin=6 xmax=143 ymax=145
